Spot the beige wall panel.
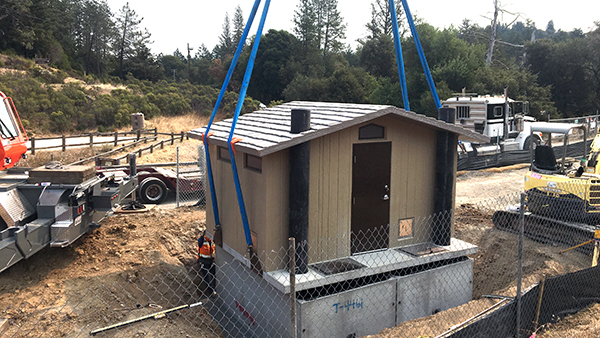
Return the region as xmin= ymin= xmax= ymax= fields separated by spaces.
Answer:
xmin=336 ymin=129 xmax=353 ymax=257
xmin=208 ymin=145 xmax=266 ymax=262
xmin=263 ymin=149 xmax=290 ymax=271
xmin=308 ymin=131 xmax=353 ymax=263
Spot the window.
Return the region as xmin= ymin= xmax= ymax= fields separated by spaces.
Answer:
xmin=0 ymin=100 xmax=19 ymax=139
xmin=245 ymin=154 xmax=262 ymax=173
xmin=359 ymin=124 xmax=385 ymax=140
xmin=456 ymin=106 xmax=470 ymax=119
xmin=494 ymin=106 xmax=503 ymax=117
xmin=217 ymin=146 xmax=230 ymax=163
xmin=398 ymin=218 xmax=413 ymax=239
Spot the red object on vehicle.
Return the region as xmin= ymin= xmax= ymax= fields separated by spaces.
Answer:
xmin=0 ymin=91 xmax=28 ymax=170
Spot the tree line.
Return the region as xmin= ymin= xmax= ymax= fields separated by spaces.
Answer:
xmin=0 ymin=0 xmax=599 ymax=134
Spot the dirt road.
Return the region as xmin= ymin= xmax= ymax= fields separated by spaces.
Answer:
xmin=456 ymin=164 xmax=530 ymax=205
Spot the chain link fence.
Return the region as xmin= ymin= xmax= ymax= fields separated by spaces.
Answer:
xmin=172 ymin=144 xmax=207 ymax=208
xmin=1 ymin=178 xmax=599 ymax=337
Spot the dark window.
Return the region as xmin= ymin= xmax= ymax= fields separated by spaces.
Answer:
xmin=456 ymin=106 xmax=470 ymax=119
xmin=217 ymin=146 xmax=230 ymax=163
xmin=245 ymin=154 xmax=262 ymax=173
xmin=487 ymin=104 xmax=505 ymax=119
xmin=359 ymin=124 xmax=385 ymax=140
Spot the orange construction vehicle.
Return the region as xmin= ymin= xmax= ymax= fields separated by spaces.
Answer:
xmin=0 ymin=91 xmax=28 ymax=169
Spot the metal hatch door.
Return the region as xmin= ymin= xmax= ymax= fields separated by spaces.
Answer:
xmin=351 ymin=142 xmax=391 ymax=254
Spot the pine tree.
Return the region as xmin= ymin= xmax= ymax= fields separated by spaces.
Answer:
xmin=214 ymin=12 xmax=234 ymax=59
xmin=315 ymin=0 xmax=346 ymax=53
xmin=233 ymin=6 xmax=245 ymax=49
xmin=293 ymin=0 xmax=318 ymax=53
xmin=365 ymin=0 xmax=405 ymax=39
xmin=115 ymin=2 xmax=146 ymax=78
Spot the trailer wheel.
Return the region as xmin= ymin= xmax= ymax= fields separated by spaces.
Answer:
xmin=139 ymin=177 xmax=168 ymax=204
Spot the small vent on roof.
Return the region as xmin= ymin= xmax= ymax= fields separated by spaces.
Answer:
xmin=291 ymin=109 xmax=311 ymax=134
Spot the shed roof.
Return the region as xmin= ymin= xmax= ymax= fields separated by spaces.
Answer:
xmin=188 ymin=101 xmax=489 ymax=157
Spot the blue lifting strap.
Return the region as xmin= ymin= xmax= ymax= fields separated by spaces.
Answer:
xmin=203 ymin=0 xmax=263 ymax=228
xmin=399 ymin=0 xmax=442 ymax=109
xmin=389 ymin=0 xmax=410 ymax=111
xmin=227 ymin=0 xmax=272 ymax=249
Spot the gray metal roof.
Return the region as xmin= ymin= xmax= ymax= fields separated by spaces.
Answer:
xmin=188 ymin=101 xmax=490 ymax=156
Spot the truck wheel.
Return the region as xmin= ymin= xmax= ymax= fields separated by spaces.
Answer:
xmin=139 ymin=177 xmax=168 ymax=204
xmin=524 ymin=135 xmax=541 ymax=150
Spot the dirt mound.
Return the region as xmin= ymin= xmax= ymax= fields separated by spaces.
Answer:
xmin=0 ymin=207 xmax=214 ymax=337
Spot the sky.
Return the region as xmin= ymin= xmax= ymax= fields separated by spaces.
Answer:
xmin=105 ymin=0 xmax=599 ymax=56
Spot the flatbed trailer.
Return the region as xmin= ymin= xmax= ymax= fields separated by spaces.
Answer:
xmin=0 ymin=165 xmax=137 ymax=274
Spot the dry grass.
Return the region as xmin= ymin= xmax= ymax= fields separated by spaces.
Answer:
xmin=143 ymin=113 xmax=216 ymax=134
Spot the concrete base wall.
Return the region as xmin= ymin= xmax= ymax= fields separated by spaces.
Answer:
xmin=297 ymin=258 xmax=473 ymax=338
xmin=211 ymin=246 xmax=473 ymax=338
xmin=210 ymin=246 xmax=292 ymax=338
xmin=396 ymin=258 xmax=473 ymax=323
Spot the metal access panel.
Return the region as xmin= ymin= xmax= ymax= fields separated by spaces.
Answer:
xmin=396 ymin=258 xmax=473 ymax=324
xmin=298 ymin=279 xmax=396 ymax=338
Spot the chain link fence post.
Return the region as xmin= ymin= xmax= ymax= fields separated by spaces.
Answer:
xmin=289 ymin=237 xmax=297 ymax=338
xmin=516 ymin=192 xmax=525 ymax=338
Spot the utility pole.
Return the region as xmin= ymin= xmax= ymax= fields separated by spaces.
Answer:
xmin=486 ymin=0 xmax=499 ymax=67
xmin=187 ymin=43 xmax=193 ymax=80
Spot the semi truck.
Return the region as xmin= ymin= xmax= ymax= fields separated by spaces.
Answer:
xmin=0 ymin=91 xmax=138 ymax=273
xmin=442 ymin=92 xmax=542 ymax=158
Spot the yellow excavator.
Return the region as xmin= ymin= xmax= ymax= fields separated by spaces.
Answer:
xmin=493 ymin=122 xmax=599 ymax=252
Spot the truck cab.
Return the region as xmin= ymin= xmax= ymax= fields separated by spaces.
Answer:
xmin=443 ymin=93 xmax=541 ymax=154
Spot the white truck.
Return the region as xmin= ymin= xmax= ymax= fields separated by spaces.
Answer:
xmin=442 ymin=93 xmax=542 ymax=157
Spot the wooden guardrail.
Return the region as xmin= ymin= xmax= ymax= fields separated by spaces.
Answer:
xmin=66 ymin=131 xmax=190 ymax=166
xmin=29 ymin=128 xmax=159 ymax=154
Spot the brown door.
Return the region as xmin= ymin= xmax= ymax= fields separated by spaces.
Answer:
xmin=351 ymin=142 xmax=391 ymax=254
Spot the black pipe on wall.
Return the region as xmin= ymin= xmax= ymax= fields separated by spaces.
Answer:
xmin=289 ymin=109 xmax=311 ymax=274
xmin=433 ymin=107 xmax=456 ymax=246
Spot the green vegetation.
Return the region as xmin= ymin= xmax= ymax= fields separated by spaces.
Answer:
xmin=1 ymin=0 xmax=599 ymax=135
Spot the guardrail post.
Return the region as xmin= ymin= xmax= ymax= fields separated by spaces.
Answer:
xmin=62 ymin=135 xmax=66 ymax=152
xmin=114 ymin=132 xmax=118 ymax=146
xmin=89 ymin=134 xmax=93 ymax=148
xmin=150 ymin=144 xmax=154 ymax=153
xmin=176 ymin=147 xmax=180 ymax=208
xmin=171 ymin=132 xmax=174 ymax=145
xmin=137 ymin=129 xmax=141 ymax=141
xmin=160 ymin=140 xmax=164 ymax=149
xmin=180 ymin=131 xmax=184 ymax=142
xmin=31 ymin=137 xmax=35 ymax=155
xmin=154 ymin=127 xmax=157 ymax=136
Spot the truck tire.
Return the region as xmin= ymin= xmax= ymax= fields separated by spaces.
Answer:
xmin=524 ymin=135 xmax=541 ymax=150
xmin=139 ymin=177 xmax=168 ymax=204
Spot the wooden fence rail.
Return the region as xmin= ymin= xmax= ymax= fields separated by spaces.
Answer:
xmin=27 ymin=128 xmax=192 ymax=155
xmin=66 ymin=132 xmax=190 ymax=166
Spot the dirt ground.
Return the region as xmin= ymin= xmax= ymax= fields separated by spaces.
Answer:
xmin=0 ymin=157 xmax=597 ymax=337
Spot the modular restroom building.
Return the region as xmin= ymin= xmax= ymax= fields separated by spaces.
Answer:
xmin=189 ymin=101 xmax=489 ymax=338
